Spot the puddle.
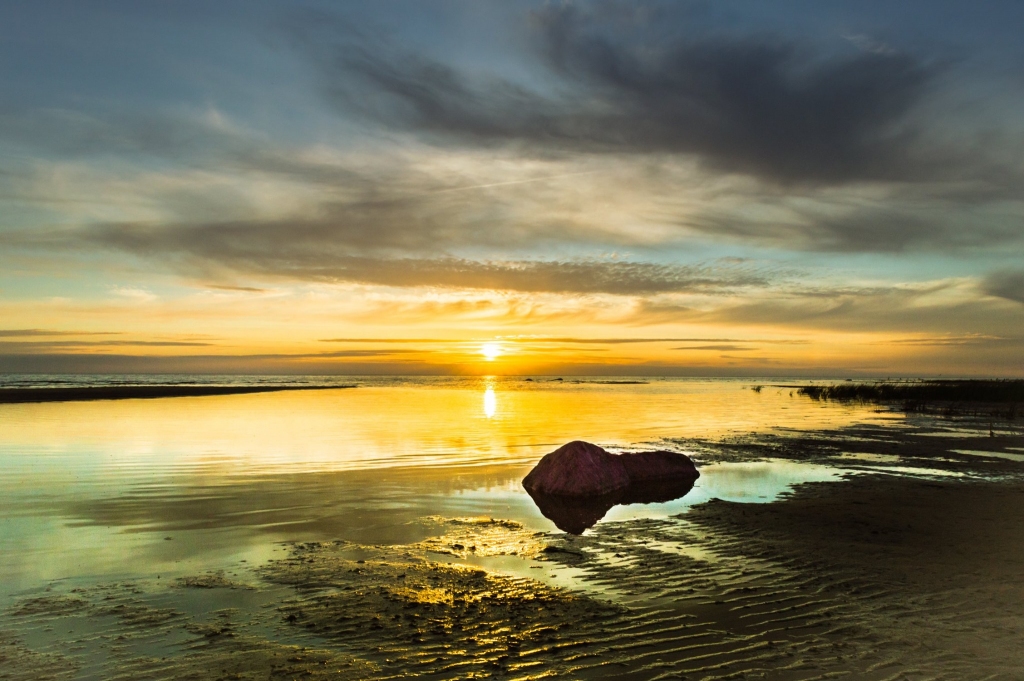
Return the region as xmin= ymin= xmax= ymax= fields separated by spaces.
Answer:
xmin=596 ymin=459 xmax=846 ymax=526
xmin=952 ymin=449 xmax=1024 ymax=463
xmin=844 ymin=465 xmax=970 ymax=478
xmin=918 ymin=430 xmax=998 ymax=438
xmin=835 ymin=452 xmax=902 ymax=464
xmin=644 ymin=539 xmax=716 ymax=563
xmin=687 ymin=460 xmax=846 ymax=504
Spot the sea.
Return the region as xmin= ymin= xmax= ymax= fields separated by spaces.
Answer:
xmin=0 ymin=374 xmax=903 ymax=599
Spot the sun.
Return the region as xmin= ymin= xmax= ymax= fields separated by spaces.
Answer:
xmin=480 ymin=342 xmax=502 ymax=361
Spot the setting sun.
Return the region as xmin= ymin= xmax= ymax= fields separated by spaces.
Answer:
xmin=481 ymin=342 xmax=502 ymax=361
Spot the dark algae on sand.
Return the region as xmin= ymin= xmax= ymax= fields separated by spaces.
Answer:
xmin=0 ymin=384 xmax=354 ymax=404
xmin=797 ymin=379 xmax=1023 ymax=416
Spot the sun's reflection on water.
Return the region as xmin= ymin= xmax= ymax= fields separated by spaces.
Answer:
xmin=483 ymin=386 xmax=497 ymax=418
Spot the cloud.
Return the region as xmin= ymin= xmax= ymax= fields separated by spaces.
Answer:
xmin=20 ymin=219 xmax=772 ymax=293
xmin=0 ymin=329 xmax=119 ymax=338
xmin=0 ymin=352 xmax=431 ymax=375
xmin=982 ymin=270 xmax=1024 ymax=304
xmin=320 ymin=338 xmax=455 ymax=343
xmin=3 ymin=78 xmax=1020 ymax=273
xmin=319 ymin=336 xmax=808 ymax=346
xmin=1 ymin=1 xmax=1020 ymax=302
xmin=505 ymin=336 xmax=810 ymax=345
xmin=884 ymin=334 xmax=1010 ymax=346
xmin=0 ymin=340 xmax=214 ymax=350
xmin=684 ymin=199 xmax=1024 ymax=253
xmin=299 ymin=4 xmax=945 ymax=187
xmin=110 ymin=286 xmax=157 ymax=302
xmin=0 ymin=108 xmax=368 ymax=190
xmin=206 ymin=284 xmax=269 ymax=293
xmin=636 ymin=278 xmax=1024 ymax=337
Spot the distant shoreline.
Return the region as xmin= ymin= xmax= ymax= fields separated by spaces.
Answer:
xmin=783 ymin=379 xmax=1022 ymax=416
xmin=0 ymin=384 xmax=356 ymax=404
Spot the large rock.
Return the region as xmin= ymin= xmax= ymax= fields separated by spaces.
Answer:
xmin=522 ymin=441 xmax=629 ymax=497
xmin=527 ymin=475 xmax=699 ymax=534
xmin=522 ymin=440 xmax=698 ymax=498
xmin=523 ymin=440 xmax=700 ymax=533
xmin=619 ymin=450 xmax=699 ymax=483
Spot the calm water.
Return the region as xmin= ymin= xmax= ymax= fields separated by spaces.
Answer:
xmin=0 ymin=376 xmax=895 ymax=595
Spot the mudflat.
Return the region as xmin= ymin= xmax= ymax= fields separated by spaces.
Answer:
xmin=0 ymin=384 xmax=354 ymax=403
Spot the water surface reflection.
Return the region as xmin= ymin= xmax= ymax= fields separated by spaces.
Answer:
xmin=526 ymin=475 xmax=699 ymax=534
xmin=0 ymin=378 xmax=889 ymax=594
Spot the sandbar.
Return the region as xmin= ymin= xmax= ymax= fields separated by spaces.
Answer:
xmin=0 ymin=384 xmax=355 ymax=404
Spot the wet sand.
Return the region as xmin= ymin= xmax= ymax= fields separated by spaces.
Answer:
xmin=0 ymin=385 xmax=354 ymax=404
xmin=6 ymin=475 xmax=1024 ymax=679
xmin=685 ymin=475 xmax=1024 ymax=678
xmin=3 ymin=406 xmax=1023 ymax=679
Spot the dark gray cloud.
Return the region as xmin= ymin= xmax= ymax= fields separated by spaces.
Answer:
xmin=299 ymin=4 xmax=945 ymax=187
xmin=982 ymin=270 xmax=1024 ymax=304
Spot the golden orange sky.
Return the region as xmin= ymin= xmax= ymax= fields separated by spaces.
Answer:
xmin=2 ymin=278 xmax=1019 ymax=375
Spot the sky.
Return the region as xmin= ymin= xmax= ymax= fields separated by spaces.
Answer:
xmin=1 ymin=0 xmax=1022 ymax=376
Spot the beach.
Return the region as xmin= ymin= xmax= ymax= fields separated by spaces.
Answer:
xmin=1 ymin=378 xmax=1022 ymax=679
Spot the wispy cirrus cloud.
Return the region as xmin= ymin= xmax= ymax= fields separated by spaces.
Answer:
xmin=319 ymin=336 xmax=810 ymax=346
xmin=0 ymin=351 xmax=431 ymax=375
xmin=7 ymin=216 xmax=776 ymax=294
xmin=635 ymin=278 xmax=1024 ymax=338
xmin=0 ymin=340 xmax=214 ymax=350
xmin=0 ymin=329 xmax=120 ymax=338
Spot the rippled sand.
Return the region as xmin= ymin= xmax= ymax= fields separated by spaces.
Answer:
xmin=6 ymin=482 xmax=1024 ymax=677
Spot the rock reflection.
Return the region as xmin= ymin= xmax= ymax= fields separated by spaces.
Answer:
xmin=525 ymin=476 xmax=697 ymax=534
